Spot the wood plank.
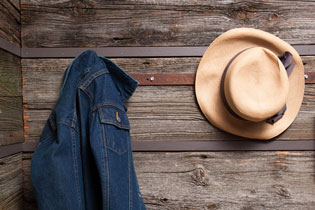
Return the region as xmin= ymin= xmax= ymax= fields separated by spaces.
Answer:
xmin=22 ymin=153 xmax=36 ymax=210
xmin=21 ymin=57 xmax=201 ymax=74
xmin=22 ymin=85 xmax=315 ymax=142
xmin=0 ymin=49 xmax=21 ymax=97
xmin=21 ymin=56 xmax=315 ymax=76
xmin=21 ymin=0 xmax=315 ymax=47
xmin=8 ymin=0 xmax=20 ymax=11
xmin=303 ymin=56 xmax=315 ymax=73
xmin=21 ymin=57 xmax=315 ymax=142
xmin=18 ymin=46 xmax=315 ymax=58
xmin=22 ymin=151 xmax=315 ymax=209
xmin=0 ymin=49 xmax=23 ymax=146
xmin=0 ymin=96 xmax=23 ymax=146
xmin=0 ymin=153 xmax=23 ymax=210
xmin=0 ymin=0 xmax=20 ymax=46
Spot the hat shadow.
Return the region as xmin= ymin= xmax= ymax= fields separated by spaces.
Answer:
xmin=193 ymin=91 xmax=277 ymax=150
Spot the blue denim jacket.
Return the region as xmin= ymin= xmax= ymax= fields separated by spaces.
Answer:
xmin=31 ymin=50 xmax=146 ymax=210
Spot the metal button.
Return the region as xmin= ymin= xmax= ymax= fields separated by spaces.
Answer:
xmin=116 ymin=112 xmax=121 ymax=123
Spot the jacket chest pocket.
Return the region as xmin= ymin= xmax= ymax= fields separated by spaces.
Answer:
xmin=98 ymin=104 xmax=131 ymax=155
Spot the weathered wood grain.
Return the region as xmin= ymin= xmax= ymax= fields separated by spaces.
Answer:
xmin=21 ymin=0 xmax=315 ymax=47
xmin=0 ymin=0 xmax=20 ymax=46
xmin=22 ymin=57 xmax=201 ymax=74
xmin=20 ymin=57 xmax=201 ymax=142
xmin=0 ymin=49 xmax=21 ymax=97
xmin=23 ymin=151 xmax=315 ymax=209
xmin=0 ymin=153 xmax=23 ymax=210
xmin=0 ymin=50 xmax=23 ymax=146
xmin=302 ymin=56 xmax=315 ymax=73
xmin=22 ymin=153 xmax=35 ymax=210
xmin=0 ymin=6 xmax=23 ymax=207
xmin=9 ymin=0 xmax=20 ymax=11
xmin=0 ymin=97 xmax=23 ymax=146
xmin=20 ymin=56 xmax=315 ymax=76
xmin=21 ymin=58 xmax=315 ymax=142
xmin=21 ymin=85 xmax=315 ymax=142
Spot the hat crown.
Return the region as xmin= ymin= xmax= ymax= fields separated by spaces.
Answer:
xmin=224 ymin=47 xmax=290 ymax=122
xmin=195 ymin=28 xmax=305 ymax=139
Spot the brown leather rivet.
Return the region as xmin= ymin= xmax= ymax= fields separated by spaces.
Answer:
xmin=116 ymin=112 xmax=121 ymax=123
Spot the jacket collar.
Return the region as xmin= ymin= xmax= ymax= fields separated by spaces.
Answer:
xmin=100 ymin=56 xmax=139 ymax=101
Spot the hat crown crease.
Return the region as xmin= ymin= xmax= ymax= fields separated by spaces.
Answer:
xmin=221 ymin=47 xmax=293 ymax=123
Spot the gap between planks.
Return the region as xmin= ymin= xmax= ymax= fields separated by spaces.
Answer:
xmin=1 ymin=140 xmax=315 ymax=158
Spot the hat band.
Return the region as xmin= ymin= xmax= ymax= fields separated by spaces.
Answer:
xmin=220 ymin=49 xmax=296 ymax=124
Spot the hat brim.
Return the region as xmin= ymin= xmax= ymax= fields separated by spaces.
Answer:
xmin=195 ymin=28 xmax=305 ymax=140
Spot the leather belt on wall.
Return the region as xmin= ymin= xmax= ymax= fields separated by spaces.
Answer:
xmin=1 ymin=37 xmax=314 ymax=85
xmin=0 ymin=37 xmax=314 ymax=158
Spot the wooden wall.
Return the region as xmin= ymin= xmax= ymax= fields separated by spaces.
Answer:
xmin=0 ymin=0 xmax=23 ymax=209
xmin=0 ymin=49 xmax=23 ymax=147
xmin=19 ymin=0 xmax=315 ymax=209
xmin=0 ymin=153 xmax=23 ymax=210
xmin=23 ymin=151 xmax=315 ymax=210
xmin=20 ymin=0 xmax=315 ymax=47
xmin=0 ymin=0 xmax=20 ymax=47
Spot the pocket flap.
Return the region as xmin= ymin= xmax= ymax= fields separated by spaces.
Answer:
xmin=98 ymin=104 xmax=130 ymax=130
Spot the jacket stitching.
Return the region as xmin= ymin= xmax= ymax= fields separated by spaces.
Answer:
xmin=99 ymin=107 xmax=109 ymax=209
xmin=40 ymin=121 xmax=75 ymax=145
xmin=92 ymin=102 xmax=125 ymax=113
xmin=106 ymin=145 xmax=128 ymax=155
xmin=76 ymin=67 xmax=90 ymax=87
xmin=38 ymin=132 xmax=55 ymax=147
xmin=129 ymin=134 xmax=132 ymax=210
xmin=58 ymin=121 xmax=77 ymax=132
xmin=99 ymin=119 xmax=130 ymax=130
xmin=98 ymin=108 xmax=129 ymax=154
xmin=57 ymin=120 xmax=70 ymax=126
xmin=81 ymin=88 xmax=94 ymax=104
xmin=38 ymin=135 xmax=53 ymax=146
xmin=48 ymin=118 xmax=56 ymax=132
xmin=71 ymin=128 xmax=82 ymax=210
xmin=71 ymin=123 xmax=79 ymax=134
xmin=71 ymin=89 xmax=93 ymax=133
xmin=37 ymin=136 xmax=54 ymax=149
xmin=80 ymin=69 xmax=109 ymax=90
xmin=105 ymin=134 xmax=110 ymax=210
xmin=71 ymin=103 xmax=77 ymax=130
xmin=102 ymin=58 xmax=138 ymax=87
xmin=100 ymin=118 xmax=110 ymax=210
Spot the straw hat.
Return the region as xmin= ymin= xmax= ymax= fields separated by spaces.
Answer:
xmin=195 ymin=28 xmax=305 ymax=140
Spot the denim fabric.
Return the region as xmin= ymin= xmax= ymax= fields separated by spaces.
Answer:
xmin=31 ymin=50 xmax=146 ymax=210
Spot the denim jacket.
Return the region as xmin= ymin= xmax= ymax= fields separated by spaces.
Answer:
xmin=31 ymin=50 xmax=146 ymax=210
